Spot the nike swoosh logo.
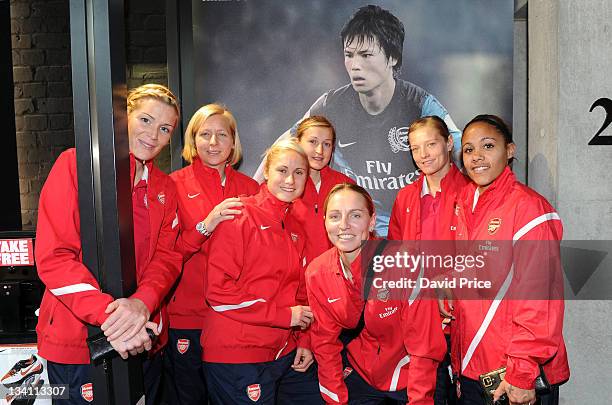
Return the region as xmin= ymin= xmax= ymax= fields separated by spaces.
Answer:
xmin=187 ymin=193 xmax=200 ymax=199
xmin=338 ymin=141 xmax=357 ymax=148
xmin=260 ymin=225 xmax=271 ymax=230
xmin=327 ymin=297 xmax=341 ymax=303
xmin=20 ymin=363 xmax=36 ymax=376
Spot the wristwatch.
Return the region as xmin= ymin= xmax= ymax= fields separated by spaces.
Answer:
xmin=195 ymin=220 xmax=212 ymax=237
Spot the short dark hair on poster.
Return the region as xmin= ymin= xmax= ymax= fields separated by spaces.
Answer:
xmin=341 ymin=4 xmax=405 ymax=74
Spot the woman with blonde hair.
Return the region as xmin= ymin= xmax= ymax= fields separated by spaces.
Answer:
xmin=35 ymin=83 xmax=183 ymax=404
xmin=202 ymin=138 xmax=323 ymax=404
xmin=166 ymin=103 xmax=259 ymax=403
xmin=388 ymin=115 xmax=469 ymax=404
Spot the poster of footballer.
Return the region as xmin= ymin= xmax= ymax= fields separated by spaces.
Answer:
xmin=191 ymin=0 xmax=513 ymax=235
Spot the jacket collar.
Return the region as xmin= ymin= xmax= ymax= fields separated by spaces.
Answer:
xmin=129 ymin=154 xmax=154 ymax=188
xmin=304 ymin=165 xmax=332 ymax=195
xmin=254 ymin=183 xmax=292 ymax=220
xmin=192 ymin=156 xmax=232 ymax=183
xmin=420 ymin=163 xmax=463 ymax=197
xmin=465 ymin=165 xmax=516 ymax=212
xmin=332 ymin=246 xmax=363 ymax=277
xmin=442 ymin=164 xmax=464 ymax=191
xmin=319 ymin=165 xmax=332 ymax=181
xmin=478 ymin=165 xmax=515 ymax=197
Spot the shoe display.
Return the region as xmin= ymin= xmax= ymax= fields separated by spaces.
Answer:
xmin=0 ymin=355 xmax=43 ymax=387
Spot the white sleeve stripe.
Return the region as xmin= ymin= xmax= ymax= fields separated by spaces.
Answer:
xmin=461 ymin=266 xmax=513 ymax=373
xmin=388 ymin=355 xmax=410 ymax=391
xmin=50 ymin=283 xmax=98 ymax=296
xmin=172 ymin=213 xmax=179 ymax=229
xmin=513 ymin=212 xmax=561 ymax=242
xmin=210 ymin=298 xmax=266 ymax=312
xmin=318 ymin=384 xmax=339 ymax=403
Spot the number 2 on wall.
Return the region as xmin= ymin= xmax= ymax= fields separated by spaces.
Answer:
xmin=589 ymin=98 xmax=612 ymax=145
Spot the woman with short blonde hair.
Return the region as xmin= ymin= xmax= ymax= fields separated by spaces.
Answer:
xmin=127 ymin=83 xmax=181 ymax=117
xmin=182 ymin=103 xmax=242 ymax=167
xmin=36 ymin=83 xmax=183 ymax=404
xmin=167 ymin=103 xmax=259 ymax=404
xmin=202 ymin=137 xmax=323 ymax=404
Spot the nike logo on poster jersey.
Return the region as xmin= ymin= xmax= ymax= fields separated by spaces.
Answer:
xmin=327 ymin=297 xmax=341 ymax=303
xmin=260 ymin=225 xmax=271 ymax=230
xmin=187 ymin=193 xmax=200 ymax=199
xmin=20 ymin=363 xmax=40 ymax=376
xmin=337 ymin=141 xmax=357 ymax=148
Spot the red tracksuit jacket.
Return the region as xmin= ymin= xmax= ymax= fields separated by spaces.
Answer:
xmin=452 ymin=166 xmax=570 ymax=389
xmin=387 ymin=164 xmax=468 ymax=335
xmin=306 ymin=247 xmax=446 ymax=405
xmin=169 ymin=158 xmax=259 ymax=329
xmin=292 ymin=166 xmax=354 ymax=265
xmin=201 ymin=184 xmax=308 ymax=363
xmin=387 ymin=164 xmax=467 ymax=241
xmin=35 ymin=148 xmax=182 ymax=363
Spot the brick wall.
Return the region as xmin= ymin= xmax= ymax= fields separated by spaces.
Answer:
xmin=125 ymin=0 xmax=171 ymax=175
xmin=11 ymin=0 xmax=168 ymax=229
xmin=11 ymin=0 xmax=73 ymax=229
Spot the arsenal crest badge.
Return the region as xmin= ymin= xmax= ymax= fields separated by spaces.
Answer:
xmin=342 ymin=367 xmax=353 ymax=378
xmin=387 ymin=126 xmax=410 ymax=153
xmin=487 ymin=218 xmax=502 ymax=235
xmin=377 ymin=287 xmax=390 ymax=302
xmin=247 ymin=384 xmax=261 ymax=402
xmin=81 ymin=383 xmax=94 ymax=402
xmin=290 ymin=233 xmax=298 ymax=242
xmin=157 ymin=192 xmax=166 ymax=205
xmin=177 ymin=338 xmax=190 ymax=354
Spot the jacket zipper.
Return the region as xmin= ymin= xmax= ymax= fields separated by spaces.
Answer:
xmin=282 ymin=206 xmax=289 ymax=229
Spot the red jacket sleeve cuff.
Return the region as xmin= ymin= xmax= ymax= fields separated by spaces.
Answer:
xmin=504 ymin=356 xmax=539 ymax=390
xmin=130 ymin=290 xmax=157 ymax=316
xmin=406 ymin=356 xmax=438 ymax=405
xmin=273 ymin=306 xmax=292 ymax=328
xmin=296 ymin=328 xmax=311 ymax=350
xmin=87 ymin=292 xmax=115 ymax=326
xmin=180 ymin=227 xmax=208 ymax=253
xmin=95 ymin=311 xmax=111 ymax=326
